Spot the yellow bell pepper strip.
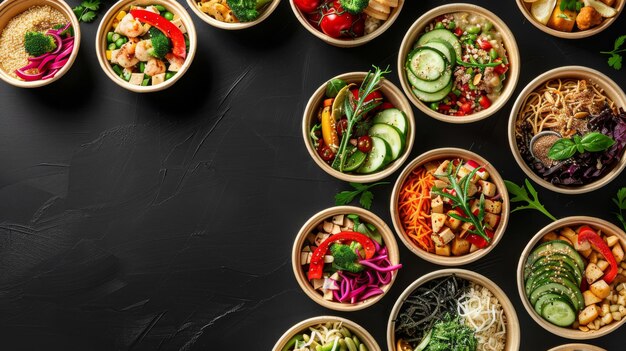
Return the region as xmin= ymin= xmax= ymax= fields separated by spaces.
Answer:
xmin=307 ymin=231 xmax=376 ymax=280
xmin=578 ymin=226 xmax=618 ymax=284
xmin=320 ymin=98 xmax=339 ymax=153
xmin=130 ymin=9 xmax=186 ymax=59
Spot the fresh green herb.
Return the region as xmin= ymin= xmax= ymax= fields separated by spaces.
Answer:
xmin=601 ymin=35 xmax=626 ymax=70
xmin=557 ymin=13 xmax=571 ymax=20
xmin=325 ymin=78 xmax=348 ymax=98
xmin=612 ymin=187 xmax=626 ymax=232
xmin=334 ymin=182 xmax=389 ymax=209
xmin=416 ymin=314 xmax=478 ymax=351
xmin=73 ymin=0 xmax=101 ymax=23
xmin=505 ymin=179 xmax=557 ymax=221
xmin=431 ymin=162 xmax=489 ymax=243
xmin=548 ymin=132 xmax=615 ymax=160
xmin=456 ymin=59 xmax=503 ymax=69
xmin=309 ymin=123 xmax=321 ymax=145
xmin=331 ymin=66 xmax=390 ymax=172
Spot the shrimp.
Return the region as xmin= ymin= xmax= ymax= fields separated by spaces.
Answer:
xmin=165 ymin=53 xmax=184 ymax=72
xmin=135 ymin=40 xmax=153 ymax=62
xmin=114 ymin=41 xmax=139 ymax=68
xmin=115 ymin=13 xmax=144 ymax=38
xmin=144 ymin=58 xmax=166 ymax=76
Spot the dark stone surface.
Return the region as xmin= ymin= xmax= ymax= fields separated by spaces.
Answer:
xmin=0 ymin=0 xmax=625 ymax=349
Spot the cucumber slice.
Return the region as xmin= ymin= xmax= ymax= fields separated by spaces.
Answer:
xmin=368 ymin=124 xmax=404 ymax=160
xmin=526 ymin=270 xmax=579 ymax=297
xmin=416 ymin=28 xmax=462 ymax=63
xmin=406 ymin=61 xmax=452 ymax=93
xmin=421 ymin=39 xmax=456 ymax=65
xmin=407 ymin=47 xmax=446 ymax=81
xmin=542 ymin=300 xmax=577 ymax=327
xmin=343 ymin=147 xmax=367 ymax=172
xmin=372 ymin=108 xmax=407 ymax=136
xmin=356 ymin=136 xmax=391 ymax=174
xmin=529 ymin=282 xmax=582 ymax=312
xmin=528 ymin=255 xmax=583 ymax=286
xmin=533 ymin=293 xmax=567 ymax=314
xmin=411 ymin=80 xmax=453 ymax=103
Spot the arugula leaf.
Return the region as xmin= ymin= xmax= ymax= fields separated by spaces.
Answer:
xmin=613 ymin=187 xmax=626 ymax=232
xmin=601 ymin=35 xmax=626 ymax=70
xmin=334 ymin=182 xmax=389 ymax=210
xmin=505 ymin=179 xmax=557 ymax=221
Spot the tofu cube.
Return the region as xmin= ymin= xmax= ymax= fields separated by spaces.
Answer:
xmin=470 ymin=199 xmax=480 ymax=214
xmin=484 ymin=199 xmax=502 ymax=214
xmin=578 ymin=305 xmax=600 ymax=325
xmin=323 ymin=221 xmax=334 ymax=233
xmin=451 ymin=236 xmax=470 ymax=256
xmin=583 ymin=290 xmax=603 ymax=306
xmin=300 ymin=252 xmax=311 ymax=265
xmin=431 ymin=234 xmax=445 ymax=247
xmin=152 ymin=72 xmax=166 ymax=85
xmin=456 ymin=165 xmax=471 ymax=179
xmin=606 ymin=235 xmax=619 ymax=247
xmin=431 ymin=213 xmax=447 ymax=234
xmin=435 ymin=244 xmax=451 ymax=256
xmin=433 ymin=180 xmax=449 ymax=189
xmin=560 ymin=227 xmax=577 ymax=244
xmin=331 ymin=224 xmax=341 ymax=234
xmin=469 ymin=243 xmax=480 ymax=253
xmin=612 ymin=244 xmax=625 ymax=263
xmin=589 ymin=251 xmax=598 ymax=264
xmin=315 ymin=233 xmax=330 ymax=246
xmin=586 ymin=263 xmax=605 ymax=284
xmin=312 ymin=278 xmax=324 ymax=290
xmin=129 ymin=73 xmax=144 ymax=85
xmin=445 ymin=210 xmax=463 ymax=231
xmin=597 ymin=260 xmax=609 ymax=271
xmin=484 ymin=213 xmax=500 ymax=229
xmin=547 ymin=0 xmax=576 ymax=32
xmin=323 ymin=289 xmax=334 ymax=300
xmin=110 ymin=49 xmax=120 ymax=64
xmin=467 ymin=183 xmax=478 ymax=197
xmin=431 ymin=196 xmax=444 ymax=214
xmin=460 ymin=221 xmax=475 ymax=237
xmin=478 ymin=180 xmax=496 ymax=197
xmin=580 ymin=247 xmax=593 ymax=258
xmin=590 ymin=280 xmax=611 ymax=299
xmin=434 ymin=160 xmax=451 ymax=177
xmin=331 ymin=214 xmax=344 ymax=225
xmin=438 ymin=227 xmax=455 ymax=246
xmin=558 ymin=235 xmax=573 ymax=246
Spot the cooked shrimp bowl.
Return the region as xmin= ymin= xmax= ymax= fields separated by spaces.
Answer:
xmin=97 ymin=0 xmax=196 ymax=91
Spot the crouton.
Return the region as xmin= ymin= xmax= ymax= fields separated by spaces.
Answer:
xmin=597 ymin=260 xmax=609 ymax=271
xmin=612 ymin=243 xmax=625 ymax=263
xmin=586 ymin=263 xmax=605 ymax=284
xmin=590 ymin=280 xmax=611 ymax=299
xmin=583 ymin=290 xmax=603 ymax=306
xmin=435 ymin=243 xmax=451 ymax=256
xmin=484 ymin=199 xmax=502 ymax=214
xmin=434 ymin=160 xmax=451 ymax=177
xmin=579 ymin=305 xmax=600 ymax=325
xmin=451 ymin=236 xmax=470 ymax=256
xmin=478 ymin=180 xmax=496 ymax=197
xmin=606 ymin=235 xmax=619 ymax=247
xmin=484 ymin=213 xmax=500 ymax=229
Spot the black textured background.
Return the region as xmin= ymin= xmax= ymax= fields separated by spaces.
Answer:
xmin=0 ymin=0 xmax=625 ymax=350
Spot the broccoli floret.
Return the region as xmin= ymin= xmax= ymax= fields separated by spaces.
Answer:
xmin=330 ymin=242 xmax=363 ymax=273
xmin=339 ymin=0 xmax=369 ymax=14
xmin=24 ymin=32 xmax=56 ymax=57
xmin=148 ymin=27 xmax=171 ymax=59
xmin=226 ymin=0 xmax=272 ymax=22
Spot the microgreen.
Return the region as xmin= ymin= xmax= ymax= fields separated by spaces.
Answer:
xmin=601 ymin=35 xmax=626 ymax=70
xmin=335 ymin=182 xmax=389 ymax=210
xmin=505 ymin=179 xmax=556 ymax=221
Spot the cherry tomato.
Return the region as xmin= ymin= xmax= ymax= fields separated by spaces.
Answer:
xmin=336 ymin=118 xmax=348 ymax=138
xmin=357 ymin=135 xmax=372 ymax=153
xmin=350 ymin=15 xmax=365 ymax=37
xmin=397 ymin=339 xmax=412 ymax=351
xmin=477 ymin=38 xmax=492 ymax=50
xmin=438 ymin=104 xmax=451 ymax=112
xmin=454 ymin=110 xmax=466 ymax=116
xmin=493 ymin=58 xmax=508 ymax=75
xmin=454 ymin=27 xmax=463 ymax=36
xmin=319 ymin=145 xmax=335 ymax=161
xmin=380 ymin=102 xmax=395 ymax=110
xmin=460 ymin=102 xmax=473 ymax=114
xmin=351 ymin=89 xmax=383 ymax=106
xmin=320 ymin=1 xmax=356 ymax=39
xmin=478 ymin=95 xmax=491 ymax=109
xmin=294 ymin=0 xmax=321 ymax=13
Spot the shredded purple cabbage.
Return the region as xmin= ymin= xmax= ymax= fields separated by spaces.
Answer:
xmin=518 ymin=106 xmax=626 ymax=186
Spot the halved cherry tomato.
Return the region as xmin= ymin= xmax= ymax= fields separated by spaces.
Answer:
xmin=493 ymin=58 xmax=508 ymax=75
xmin=454 ymin=27 xmax=463 ymax=36
xmin=357 ymin=135 xmax=372 ymax=153
xmin=319 ymin=145 xmax=335 ymax=162
xmin=460 ymin=102 xmax=473 ymax=114
xmin=478 ymin=95 xmax=491 ymax=109
xmin=477 ymin=39 xmax=492 ymax=50
xmin=336 ymin=118 xmax=348 ymax=138
xmin=294 ymin=0 xmax=321 ymax=13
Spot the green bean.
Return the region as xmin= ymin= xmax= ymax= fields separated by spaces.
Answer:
xmin=340 ymin=327 xmax=351 ymax=338
xmin=165 ymin=72 xmax=175 ymax=80
xmin=466 ymin=25 xmax=481 ymax=34
xmin=345 ymin=338 xmax=358 ymax=351
xmin=359 ymin=344 xmax=368 ymax=351
xmin=115 ymin=38 xmax=126 ymax=48
xmin=352 ymin=336 xmax=360 ymax=347
xmin=139 ymin=62 xmax=146 ymax=73
xmin=154 ymin=4 xmax=166 ymax=12
xmin=111 ymin=33 xmax=120 ymax=42
xmin=430 ymin=102 xmax=439 ymax=111
xmin=141 ymin=78 xmax=150 ymax=86
xmin=490 ymin=48 xmax=498 ymax=60
xmin=108 ymin=43 xmax=117 ymax=50
xmin=303 ymin=334 xmax=310 ymax=342
xmin=163 ymin=11 xmax=174 ymax=21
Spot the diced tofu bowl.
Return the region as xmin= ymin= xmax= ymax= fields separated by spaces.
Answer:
xmin=517 ymin=216 xmax=626 ymax=339
xmin=290 ymin=0 xmax=405 ymax=48
xmin=516 ymin=0 xmax=623 ymax=39
xmin=95 ymin=0 xmax=197 ymax=93
xmin=303 ymin=70 xmax=415 ymax=183
xmin=187 ymin=0 xmax=281 ymax=30
xmin=387 ymin=269 xmax=520 ymax=351
xmin=397 ymin=3 xmax=520 ymax=124
xmin=292 ymin=205 xmax=401 ymax=311
xmin=508 ymin=66 xmax=626 ymax=195
xmin=272 ymin=315 xmax=381 ymax=351
xmin=390 ymin=147 xmax=509 ymax=266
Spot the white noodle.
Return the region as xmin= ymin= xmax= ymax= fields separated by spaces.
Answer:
xmin=457 ymin=282 xmax=507 ymax=351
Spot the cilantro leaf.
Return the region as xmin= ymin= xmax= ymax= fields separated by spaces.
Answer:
xmin=81 ymin=0 xmax=100 ymax=11
xmin=602 ymin=35 xmax=626 ymax=70
xmin=81 ymin=11 xmax=96 ymax=23
xmin=334 ymin=182 xmax=389 ymax=209
xmin=614 ymin=35 xmax=626 ymax=51
xmin=505 ymin=179 xmax=556 ymax=221
xmin=609 ymin=54 xmax=622 ymax=70
xmin=613 ymin=187 xmax=626 ymax=232
xmin=73 ymin=5 xmax=84 ymax=18
xmin=359 ymin=191 xmax=373 ymax=209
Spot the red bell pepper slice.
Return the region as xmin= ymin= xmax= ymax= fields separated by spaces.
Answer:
xmin=466 ymin=229 xmax=494 ymax=249
xmin=130 ymin=9 xmax=186 ymax=59
xmin=307 ymin=231 xmax=376 ymax=280
xmin=578 ymin=226 xmax=618 ymax=284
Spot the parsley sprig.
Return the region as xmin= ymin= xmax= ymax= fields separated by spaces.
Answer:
xmin=612 ymin=187 xmax=626 ymax=231
xmin=431 ymin=162 xmax=490 ymax=242
xmin=73 ymin=0 xmax=101 ymax=23
xmin=601 ymin=35 xmax=626 ymax=70
xmin=505 ymin=179 xmax=556 ymax=221
xmin=334 ymin=182 xmax=389 ymax=210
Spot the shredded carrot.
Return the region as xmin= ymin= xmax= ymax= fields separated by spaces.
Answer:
xmin=398 ymin=167 xmax=436 ymax=252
